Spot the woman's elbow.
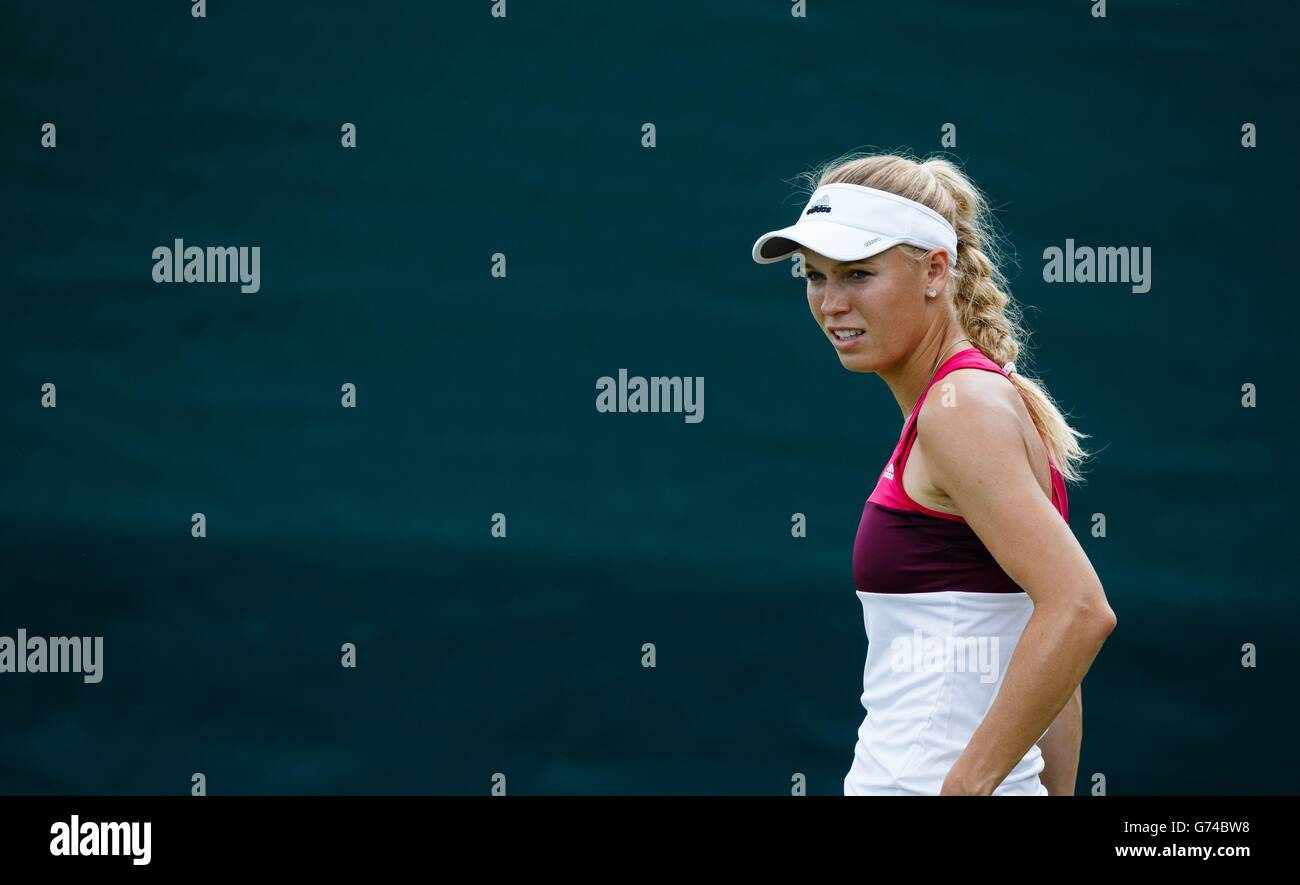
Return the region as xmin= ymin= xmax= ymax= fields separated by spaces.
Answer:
xmin=1091 ymin=602 xmax=1118 ymax=639
xmin=1079 ymin=588 xmax=1117 ymax=640
xmin=1046 ymin=585 xmax=1116 ymax=640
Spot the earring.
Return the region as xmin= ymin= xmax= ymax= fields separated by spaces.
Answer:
xmin=925 ymin=288 xmax=937 ymax=299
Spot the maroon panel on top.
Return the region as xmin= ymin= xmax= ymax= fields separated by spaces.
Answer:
xmin=853 ymin=501 xmax=1024 ymax=594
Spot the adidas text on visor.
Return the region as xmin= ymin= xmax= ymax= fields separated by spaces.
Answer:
xmin=751 ymin=182 xmax=958 ymax=266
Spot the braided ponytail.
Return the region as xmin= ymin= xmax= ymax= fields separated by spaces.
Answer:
xmin=800 ymin=151 xmax=1089 ymax=482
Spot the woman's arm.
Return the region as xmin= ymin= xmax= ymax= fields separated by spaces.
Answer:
xmin=1037 ymin=685 xmax=1082 ymax=795
xmin=913 ymin=370 xmax=1116 ymax=796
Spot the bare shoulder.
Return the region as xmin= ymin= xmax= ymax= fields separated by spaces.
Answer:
xmin=916 ymin=368 xmax=1041 ymax=482
xmin=918 ymin=368 xmax=1024 ymax=439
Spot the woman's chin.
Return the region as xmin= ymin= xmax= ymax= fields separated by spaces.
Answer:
xmin=835 ymin=347 xmax=882 ymax=373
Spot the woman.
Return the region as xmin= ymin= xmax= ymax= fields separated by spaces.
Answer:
xmin=751 ymin=153 xmax=1116 ymax=796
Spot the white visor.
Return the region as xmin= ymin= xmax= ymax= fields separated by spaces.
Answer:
xmin=751 ymin=182 xmax=958 ymax=266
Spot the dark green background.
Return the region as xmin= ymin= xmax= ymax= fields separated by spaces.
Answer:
xmin=1 ymin=1 xmax=1293 ymax=794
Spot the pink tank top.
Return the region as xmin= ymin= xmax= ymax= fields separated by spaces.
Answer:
xmin=852 ymin=348 xmax=1069 ymax=594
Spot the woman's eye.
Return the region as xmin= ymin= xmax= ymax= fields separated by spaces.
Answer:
xmin=806 ymin=270 xmax=871 ymax=281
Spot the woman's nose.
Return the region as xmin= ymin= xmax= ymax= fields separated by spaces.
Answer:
xmin=820 ymin=280 xmax=851 ymax=313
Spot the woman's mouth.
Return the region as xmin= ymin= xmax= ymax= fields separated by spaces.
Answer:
xmin=829 ymin=327 xmax=866 ymax=350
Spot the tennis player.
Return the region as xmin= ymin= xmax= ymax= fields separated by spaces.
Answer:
xmin=752 ymin=153 xmax=1116 ymax=796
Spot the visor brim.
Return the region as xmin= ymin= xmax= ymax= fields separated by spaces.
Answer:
xmin=751 ymin=220 xmax=901 ymax=264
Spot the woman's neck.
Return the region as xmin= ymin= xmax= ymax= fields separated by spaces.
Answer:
xmin=878 ymin=329 xmax=973 ymax=421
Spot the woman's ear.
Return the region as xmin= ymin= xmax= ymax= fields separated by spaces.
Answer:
xmin=925 ymin=249 xmax=950 ymax=293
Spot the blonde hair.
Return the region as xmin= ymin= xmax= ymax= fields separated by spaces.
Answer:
xmin=797 ymin=151 xmax=1089 ymax=482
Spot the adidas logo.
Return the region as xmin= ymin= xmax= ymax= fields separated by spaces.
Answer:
xmin=806 ymin=194 xmax=831 ymax=215
xmin=883 ymin=462 xmax=895 ymax=481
